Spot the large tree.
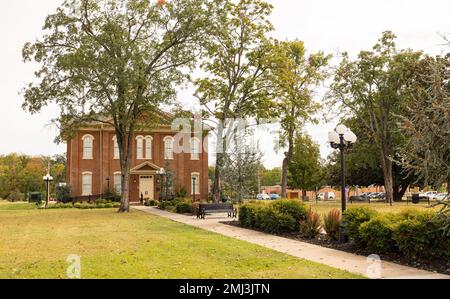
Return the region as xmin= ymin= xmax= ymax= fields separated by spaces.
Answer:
xmin=327 ymin=31 xmax=422 ymax=204
xmin=270 ymin=40 xmax=330 ymax=198
xmin=399 ymin=53 xmax=450 ymax=193
xmin=195 ymin=0 xmax=275 ymax=203
xmin=22 ymin=0 xmax=219 ymax=212
xmin=288 ymin=134 xmax=324 ymax=200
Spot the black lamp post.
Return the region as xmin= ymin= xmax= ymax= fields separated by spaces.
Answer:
xmin=192 ymin=177 xmax=197 ymax=203
xmin=43 ymin=173 xmax=54 ymax=208
xmin=328 ymin=124 xmax=357 ymax=243
xmin=157 ymin=168 xmax=166 ymax=203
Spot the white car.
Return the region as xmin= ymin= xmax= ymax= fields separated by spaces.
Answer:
xmin=256 ymin=194 xmax=271 ymax=200
xmin=317 ymin=192 xmax=336 ymax=201
xmin=433 ymin=193 xmax=448 ymax=201
xmin=419 ymin=191 xmax=437 ymax=200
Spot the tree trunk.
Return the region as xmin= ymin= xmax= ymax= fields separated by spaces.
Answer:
xmin=281 ymin=131 xmax=294 ymax=198
xmin=118 ymin=129 xmax=134 ymax=213
xmin=212 ymin=124 xmax=225 ymax=203
xmin=301 ymin=189 xmax=307 ymax=201
xmin=381 ymin=157 xmax=394 ymax=205
xmin=393 ymin=185 xmax=408 ymax=202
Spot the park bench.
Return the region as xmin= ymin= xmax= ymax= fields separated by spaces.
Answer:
xmin=196 ymin=203 xmax=237 ymax=219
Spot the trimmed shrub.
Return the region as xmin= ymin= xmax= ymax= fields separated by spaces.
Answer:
xmin=393 ymin=211 xmax=450 ymax=259
xmin=255 ymin=206 xmax=297 ymax=234
xmin=105 ymin=203 xmax=113 ymax=208
xmin=176 ymin=201 xmax=193 ymax=214
xmin=323 ymin=209 xmax=341 ymax=241
xmin=359 ymin=214 xmax=399 ymax=252
xmin=74 ymin=203 xmax=82 ymax=209
xmin=239 ymin=203 xmax=265 ymax=227
xmin=271 ymin=200 xmax=307 ymax=225
xmin=299 ymin=209 xmax=322 ymax=239
xmin=239 ymin=200 xmax=305 ymax=234
xmin=8 ymin=191 xmax=26 ymax=202
xmin=344 ymin=207 xmax=377 ymax=244
xmin=55 ymin=184 xmax=72 ymax=203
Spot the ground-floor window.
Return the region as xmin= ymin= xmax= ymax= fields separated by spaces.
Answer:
xmin=82 ymin=172 xmax=92 ymax=195
xmin=114 ymin=172 xmax=122 ymax=194
xmin=191 ymin=173 xmax=200 ymax=195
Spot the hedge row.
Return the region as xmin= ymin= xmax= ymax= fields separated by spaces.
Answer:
xmin=344 ymin=207 xmax=450 ymax=259
xmin=44 ymin=202 xmax=121 ymax=209
xmin=159 ymin=198 xmax=194 ymax=214
xmin=239 ymin=200 xmax=307 ymax=234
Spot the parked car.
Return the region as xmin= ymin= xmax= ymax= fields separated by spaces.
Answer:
xmin=317 ymin=192 xmax=336 ymax=201
xmin=433 ymin=193 xmax=448 ymax=201
xmin=358 ymin=192 xmax=373 ymax=201
xmin=270 ymin=194 xmax=281 ymax=200
xmin=256 ymin=194 xmax=271 ymax=200
xmin=368 ymin=192 xmax=386 ymax=201
xmin=418 ymin=191 xmax=438 ymax=200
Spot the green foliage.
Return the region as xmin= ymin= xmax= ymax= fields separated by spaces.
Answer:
xmin=323 ymin=209 xmax=341 ymax=241
xmin=393 ymin=210 xmax=450 ymax=259
xmin=299 ymin=209 xmax=322 ymax=239
xmin=288 ymin=134 xmax=325 ymax=193
xmin=175 ymin=201 xmax=193 ymax=214
xmin=344 ymin=207 xmax=378 ymax=244
xmin=8 ymin=191 xmax=26 ymax=202
xmin=0 ymin=154 xmax=65 ymax=200
xmin=359 ymin=215 xmax=399 ymax=252
xmin=56 ymin=184 xmax=72 ymax=203
xmin=239 ymin=200 xmax=307 ymax=234
xmin=260 ymin=167 xmax=281 ymax=186
xmin=175 ymin=187 xmax=188 ymax=199
xmin=145 ymin=199 xmax=160 ymax=207
xmin=271 ymin=199 xmax=307 ymax=226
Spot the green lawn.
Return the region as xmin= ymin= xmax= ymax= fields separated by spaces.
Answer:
xmin=0 ymin=202 xmax=362 ymax=279
xmin=305 ymin=200 xmax=439 ymax=216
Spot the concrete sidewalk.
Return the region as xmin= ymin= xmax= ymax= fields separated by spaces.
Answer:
xmin=133 ymin=206 xmax=449 ymax=279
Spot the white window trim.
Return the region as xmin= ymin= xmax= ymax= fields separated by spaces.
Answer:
xmin=82 ymin=134 xmax=94 ymax=160
xmin=136 ymin=135 xmax=144 ymax=160
xmin=191 ymin=172 xmax=200 ymax=195
xmin=81 ymin=171 xmax=93 ymax=196
xmin=144 ymin=136 xmax=153 ymax=159
xmin=190 ymin=137 xmax=200 ymax=161
xmin=164 ymin=136 xmax=174 ymax=160
xmin=112 ymin=136 xmax=119 ymax=160
xmin=113 ymin=171 xmax=122 ymax=193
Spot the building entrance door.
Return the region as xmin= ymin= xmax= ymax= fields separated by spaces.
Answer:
xmin=139 ymin=175 xmax=154 ymax=200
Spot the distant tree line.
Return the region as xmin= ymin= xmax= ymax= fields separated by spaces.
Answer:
xmin=0 ymin=154 xmax=66 ymax=201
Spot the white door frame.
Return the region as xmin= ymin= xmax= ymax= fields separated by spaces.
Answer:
xmin=139 ymin=175 xmax=154 ymax=200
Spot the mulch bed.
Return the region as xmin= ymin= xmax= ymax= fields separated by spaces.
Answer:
xmin=222 ymin=220 xmax=450 ymax=275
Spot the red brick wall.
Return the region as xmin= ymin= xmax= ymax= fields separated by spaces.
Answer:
xmin=67 ymin=129 xmax=209 ymax=202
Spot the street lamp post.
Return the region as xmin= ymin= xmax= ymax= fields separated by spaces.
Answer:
xmin=156 ymin=168 xmax=166 ymax=204
xmin=192 ymin=177 xmax=197 ymax=203
xmin=328 ymin=124 xmax=357 ymax=243
xmin=43 ymin=173 xmax=54 ymax=208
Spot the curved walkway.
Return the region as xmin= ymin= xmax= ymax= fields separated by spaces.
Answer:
xmin=132 ymin=206 xmax=449 ymax=279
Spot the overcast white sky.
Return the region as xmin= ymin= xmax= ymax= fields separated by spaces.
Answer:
xmin=0 ymin=0 xmax=449 ymax=168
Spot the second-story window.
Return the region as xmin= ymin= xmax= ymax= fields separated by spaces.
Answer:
xmin=113 ymin=136 xmax=119 ymax=160
xmin=82 ymin=135 xmax=94 ymax=159
xmin=136 ymin=136 xmax=144 ymax=159
xmin=164 ymin=136 xmax=174 ymax=160
xmin=190 ymin=138 xmax=200 ymax=160
xmin=145 ymin=136 xmax=152 ymax=159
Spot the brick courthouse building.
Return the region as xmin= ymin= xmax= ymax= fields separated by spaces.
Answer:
xmin=66 ymin=119 xmax=209 ymax=203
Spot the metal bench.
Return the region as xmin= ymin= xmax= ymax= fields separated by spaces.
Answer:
xmin=197 ymin=203 xmax=237 ymax=219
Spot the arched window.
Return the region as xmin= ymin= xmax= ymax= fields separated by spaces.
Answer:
xmin=145 ymin=136 xmax=152 ymax=159
xmin=191 ymin=172 xmax=200 ymax=195
xmin=136 ymin=136 xmax=144 ymax=160
xmin=82 ymin=135 xmax=94 ymax=159
xmin=82 ymin=172 xmax=92 ymax=196
xmin=112 ymin=136 xmax=119 ymax=160
xmin=190 ymin=138 xmax=200 ymax=160
xmin=114 ymin=172 xmax=122 ymax=194
xmin=164 ymin=136 xmax=174 ymax=160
